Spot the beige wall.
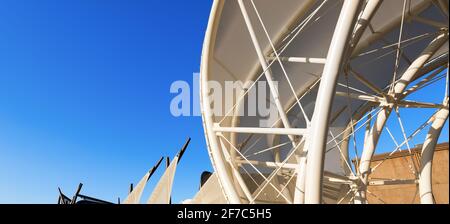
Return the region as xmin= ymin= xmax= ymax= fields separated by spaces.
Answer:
xmin=362 ymin=143 xmax=449 ymax=204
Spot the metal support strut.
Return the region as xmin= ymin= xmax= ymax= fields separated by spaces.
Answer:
xmin=304 ymin=0 xmax=362 ymax=204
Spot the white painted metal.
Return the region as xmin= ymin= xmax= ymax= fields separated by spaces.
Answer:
xmin=235 ymin=159 xmax=299 ymax=170
xmin=419 ymin=98 xmax=449 ymax=204
xmin=357 ymin=31 xmax=448 ymax=203
xmin=200 ymin=0 xmax=449 ymax=204
xmin=147 ymin=156 xmax=179 ymax=204
xmin=349 ymin=0 xmax=383 ymax=54
xmin=214 ymin=124 xmax=307 ymax=136
xmin=267 ymin=56 xmax=326 ymax=64
xmin=351 ymin=0 xmax=433 ymax=57
xmin=237 ymin=0 xmax=297 ymax=145
xmin=304 ymin=0 xmax=362 ymax=204
xmin=200 ymin=0 xmax=241 ymax=204
xmin=218 ymin=135 xmax=254 ymax=202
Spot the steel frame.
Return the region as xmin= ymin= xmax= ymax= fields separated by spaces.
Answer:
xmin=200 ymin=0 xmax=449 ymax=204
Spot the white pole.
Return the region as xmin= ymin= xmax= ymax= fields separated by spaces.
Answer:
xmin=200 ymin=0 xmax=241 ymax=204
xmin=214 ymin=125 xmax=308 ymax=136
xmin=304 ymin=0 xmax=362 ymax=204
xmin=419 ymin=98 xmax=449 ymax=204
xmin=349 ymin=0 xmax=383 ymax=54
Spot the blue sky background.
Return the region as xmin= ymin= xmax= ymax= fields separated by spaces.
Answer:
xmin=0 ymin=1 xmax=448 ymax=204
xmin=0 ymin=0 xmax=214 ymax=203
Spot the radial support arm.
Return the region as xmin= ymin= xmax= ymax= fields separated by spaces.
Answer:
xmin=435 ymin=0 xmax=449 ymax=18
xmin=200 ymin=0 xmax=242 ymax=204
xmin=419 ymin=98 xmax=449 ymax=204
xmin=237 ymin=0 xmax=298 ymax=145
xmin=356 ymin=31 xmax=448 ymax=204
xmin=349 ymin=0 xmax=383 ymax=55
xmin=304 ymin=0 xmax=363 ymax=204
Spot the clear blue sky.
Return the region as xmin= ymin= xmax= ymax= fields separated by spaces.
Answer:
xmin=0 ymin=1 xmax=448 ymax=204
xmin=0 ymin=0 xmax=214 ymax=203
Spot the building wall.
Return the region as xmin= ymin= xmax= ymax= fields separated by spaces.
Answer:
xmin=364 ymin=143 xmax=448 ymax=204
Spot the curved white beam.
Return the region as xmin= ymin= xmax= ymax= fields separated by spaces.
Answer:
xmin=356 ymin=31 xmax=448 ymax=204
xmin=304 ymin=0 xmax=363 ymax=204
xmin=200 ymin=0 xmax=241 ymax=204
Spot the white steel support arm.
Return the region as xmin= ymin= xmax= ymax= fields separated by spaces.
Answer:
xmin=394 ymin=32 xmax=449 ymax=94
xmin=304 ymin=0 xmax=362 ymax=204
xmin=349 ymin=0 xmax=383 ymax=55
xmin=217 ymin=136 xmax=254 ymax=202
xmin=419 ymin=98 xmax=449 ymax=204
xmin=200 ymin=0 xmax=241 ymax=204
xmin=237 ymin=0 xmax=298 ymax=144
xmin=214 ymin=124 xmax=308 ymax=136
xmin=332 ymin=0 xmax=384 ymax=180
xmin=356 ymin=31 xmax=448 ymax=204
